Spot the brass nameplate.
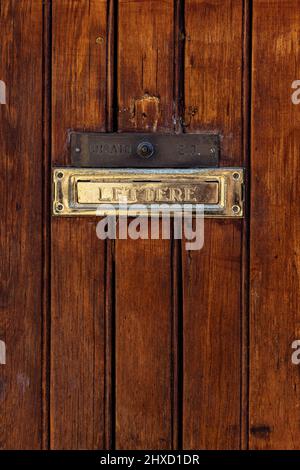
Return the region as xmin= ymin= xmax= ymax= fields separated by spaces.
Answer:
xmin=52 ymin=168 xmax=244 ymax=217
xmin=70 ymin=132 xmax=219 ymax=168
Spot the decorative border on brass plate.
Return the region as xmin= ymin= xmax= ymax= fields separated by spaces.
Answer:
xmin=52 ymin=168 xmax=244 ymax=218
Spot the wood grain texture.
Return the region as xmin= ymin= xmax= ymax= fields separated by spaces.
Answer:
xmin=51 ymin=221 xmax=105 ymax=449
xmin=5 ymin=0 xmax=300 ymax=451
xmin=115 ymin=237 xmax=173 ymax=449
xmin=52 ymin=0 xmax=108 ymax=164
xmin=249 ymin=0 xmax=300 ymax=449
xmin=42 ymin=0 xmax=52 ymax=450
xmin=184 ymin=0 xmax=243 ymax=164
xmin=182 ymin=220 xmax=242 ymax=449
xmin=182 ymin=0 xmax=244 ymax=449
xmin=115 ymin=0 xmax=175 ymax=449
xmin=117 ymin=0 xmax=174 ymax=132
xmin=0 ymin=0 xmax=43 ymax=449
xmin=51 ymin=0 xmax=107 ymax=449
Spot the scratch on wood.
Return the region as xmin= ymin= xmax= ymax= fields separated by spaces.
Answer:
xmin=129 ymin=93 xmax=160 ymax=131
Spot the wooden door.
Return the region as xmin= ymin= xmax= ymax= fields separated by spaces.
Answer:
xmin=1 ymin=0 xmax=300 ymax=450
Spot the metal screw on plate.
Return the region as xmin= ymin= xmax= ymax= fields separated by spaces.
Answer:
xmin=56 ymin=203 xmax=64 ymax=212
xmin=56 ymin=171 xmax=64 ymax=179
xmin=232 ymin=205 xmax=240 ymax=214
xmin=232 ymin=172 xmax=240 ymax=180
xmin=137 ymin=141 xmax=154 ymax=159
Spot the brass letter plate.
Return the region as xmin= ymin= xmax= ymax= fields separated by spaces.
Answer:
xmin=70 ymin=132 xmax=219 ymax=168
xmin=53 ymin=168 xmax=244 ymax=217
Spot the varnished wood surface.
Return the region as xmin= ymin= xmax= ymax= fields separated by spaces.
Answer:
xmin=182 ymin=0 xmax=244 ymax=449
xmin=115 ymin=0 xmax=175 ymax=450
xmin=249 ymin=0 xmax=300 ymax=449
xmin=50 ymin=0 xmax=108 ymax=449
xmin=184 ymin=0 xmax=243 ymax=163
xmin=0 ymin=0 xmax=43 ymax=449
xmin=51 ymin=220 xmax=106 ymax=449
xmin=115 ymin=237 xmax=173 ymax=449
xmin=1 ymin=0 xmax=300 ymax=450
xmin=117 ymin=0 xmax=174 ymax=133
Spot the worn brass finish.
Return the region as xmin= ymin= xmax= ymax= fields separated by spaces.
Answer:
xmin=70 ymin=132 xmax=220 ymax=168
xmin=52 ymin=168 xmax=244 ymax=217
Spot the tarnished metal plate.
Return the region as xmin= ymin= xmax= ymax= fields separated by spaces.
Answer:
xmin=70 ymin=132 xmax=219 ymax=168
xmin=53 ymin=168 xmax=244 ymax=217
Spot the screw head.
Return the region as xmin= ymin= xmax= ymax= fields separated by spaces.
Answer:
xmin=57 ymin=171 xmax=64 ymax=179
xmin=232 ymin=204 xmax=240 ymax=214
xmin=232 ymin=172 xmax=240 ymax=180
xmin=137 ymin=141 xmax=154 ymax=159
xmin=56 ymin=203 xmax=64 ymax=212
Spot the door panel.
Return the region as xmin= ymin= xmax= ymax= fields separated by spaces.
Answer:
xmin=1 ymin=0 xmax=300 ymax=451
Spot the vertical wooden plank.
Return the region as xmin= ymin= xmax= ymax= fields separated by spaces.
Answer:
xmin=182 ymin=221 xmax=242 ymax=449
xmin=51 ymin=0 xmax=107 ymax=449
xmin=184 ymin=0 xmax=243 ymax=161
xmin=0 ymin=0 xmax=43 ymax=449
xmin=118 ymin=0 xmax=174 ymax=133
xmin=115 ymin=0 xmax=175 ymax=450
xmin=52 ymin=0 xmax=108 ymax=164
xmin=182 ymin=0 xmax=244 ymax=449
xmin=116 ymin=238 xmax=173 ymax=449
xmin=250 ymin=0 xmax=300 ymax=449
